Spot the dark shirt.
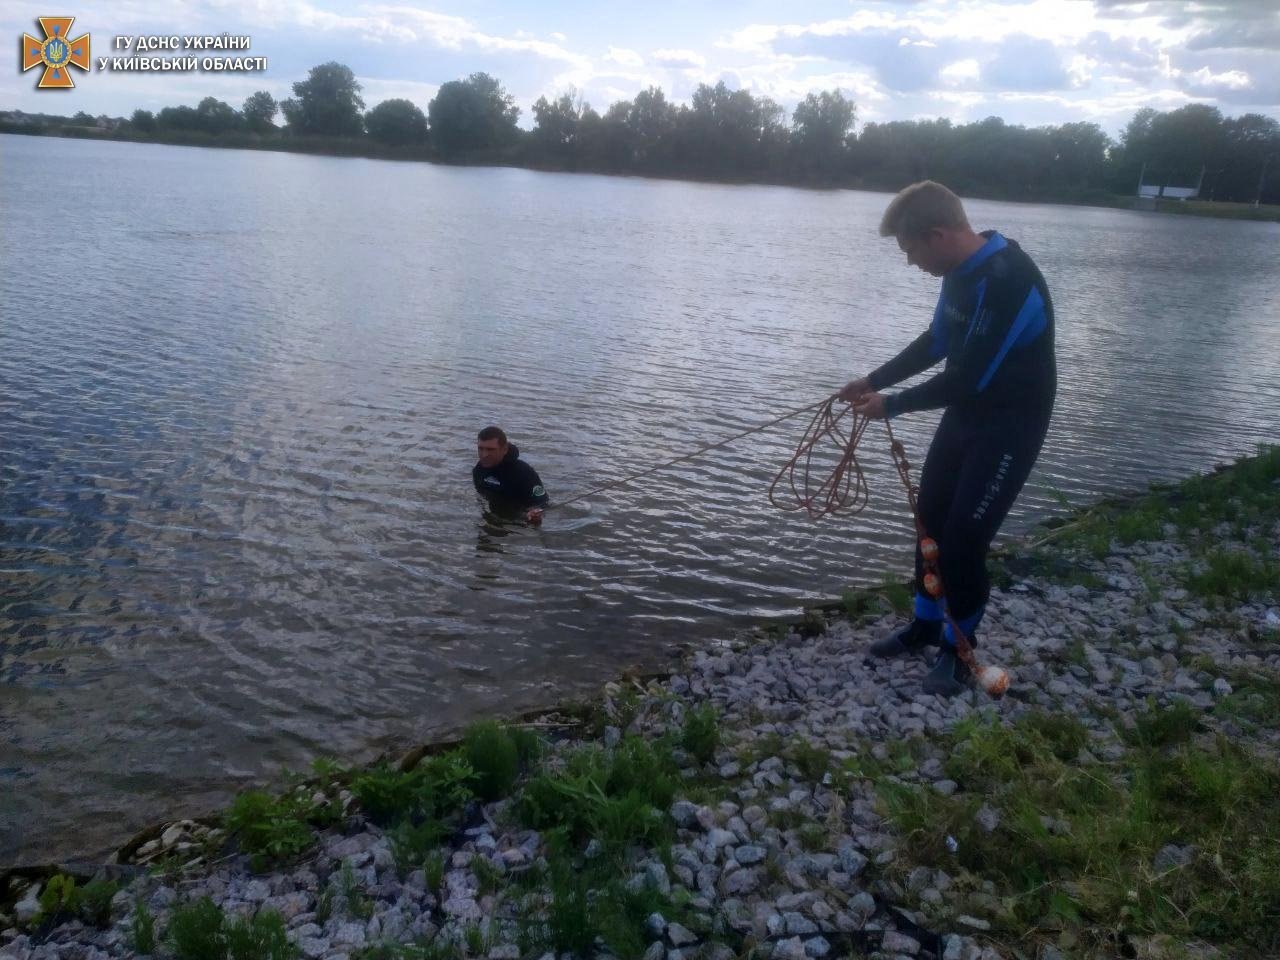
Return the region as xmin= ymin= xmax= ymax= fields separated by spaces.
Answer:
xmin=868 ymin=231 xmax=1056 ymax=419
xmin=472 ymin=444 xmax=549 ymax=507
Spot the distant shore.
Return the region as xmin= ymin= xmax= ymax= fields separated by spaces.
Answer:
xmin=4 ymin=124 xmax=1278 ymax=224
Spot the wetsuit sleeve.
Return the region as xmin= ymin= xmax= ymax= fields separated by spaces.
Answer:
xmin=472 ymin=465 xmax=485 ymax=495
xmin=866 ymin=329 xmax=942 ymax=392
xmin=516 ymin=463 xmax=549 ymax=506
xmin=887 ymin=276 xmax=1047 ymax=417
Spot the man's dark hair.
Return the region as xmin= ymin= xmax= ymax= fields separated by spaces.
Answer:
xmin=477 ymin=425 xmax=508 ymax=445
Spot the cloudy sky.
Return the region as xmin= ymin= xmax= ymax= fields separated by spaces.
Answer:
xmin=4 ymin=0 xmax=1278 ymax=135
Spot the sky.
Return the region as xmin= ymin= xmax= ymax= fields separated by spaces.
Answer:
xmin=4 ymin=0 xmax=1279 ymax=137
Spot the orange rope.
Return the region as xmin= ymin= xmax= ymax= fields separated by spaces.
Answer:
xmin=767 ymin=395 xmax=873 ymax=520
xmin=883 ymin=420 xmax=1006 ymax=695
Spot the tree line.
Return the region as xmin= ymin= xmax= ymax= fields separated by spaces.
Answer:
xmin=12 ymin=61 xmax=1280 ymax=205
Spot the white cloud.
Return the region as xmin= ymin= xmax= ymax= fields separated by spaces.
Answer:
xmin=1182 ymin=66 xmax=1251 ymax=91
xmin=651 ymin=48 xmax=706 ymax=68
xmin=603 ymin=46 xmax=644 ymax=67
xmin=940 ymin=59 xmax=981 ymax=86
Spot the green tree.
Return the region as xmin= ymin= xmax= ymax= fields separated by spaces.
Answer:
xmin=625 ymin=86 xmax=678 ymax=169
xmin=365 ymin=98 xmax=428 ymax=146
xmin=428 ymin=72 xmax=520 ymax=157
xmin=130 ymin=109 xmax=157 ymax=133
xmin=72 ymin=111 xmax=94 ymax=126
xmin=283 ymin=62 xmax=365 ymax=137
xmin=531 ymin=92 xmax=585 ymax=158
xmin=242 ymin=91 xmax=278 ymax=133
xmin=678 ymin=81 xmax=785 ymax=177
xmin=791 ymin=89 xmax=856 ymax=180
xmin=1218 ymin=113 xmax=1280 ymax=203
xmin=196 ymin=96 xmax=240 ymax=135
xmin=1046 ymin=121 xmax=1110 ymax=189
xmin=156 ymin=105 xmax=199 ymax=131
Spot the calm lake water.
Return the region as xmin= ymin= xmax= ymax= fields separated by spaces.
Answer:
xmin=2 ymin=133 xmax=1278 ymax=865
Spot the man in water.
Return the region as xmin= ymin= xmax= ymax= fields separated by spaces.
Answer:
xmin=472 ymin=426 xmax=548 ymax=524
xmin=840 ymin=181 xmax=1056 ymax=696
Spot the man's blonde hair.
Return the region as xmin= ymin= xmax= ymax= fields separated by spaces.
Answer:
xmin=878 ymin=180 xmax=969 ymax=239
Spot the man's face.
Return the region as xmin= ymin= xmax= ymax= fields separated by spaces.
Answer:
xmin=477 ymin=437 xmax=508 ymax=469
xmin=898 ymin=229 xmax=948 ymax=277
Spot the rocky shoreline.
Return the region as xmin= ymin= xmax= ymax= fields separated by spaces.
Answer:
xmin=2 ymin=450 xmax=1278 ymax=960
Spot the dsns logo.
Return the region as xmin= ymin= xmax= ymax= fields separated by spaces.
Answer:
xmin=21 ymin=17 xmax=91 ymax=89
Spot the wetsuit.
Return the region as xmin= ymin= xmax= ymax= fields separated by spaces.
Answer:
xmin=868 ymin=231 xmax=1056 ymax=645
xmin=472 ymin=444 xmax=549 ymax=509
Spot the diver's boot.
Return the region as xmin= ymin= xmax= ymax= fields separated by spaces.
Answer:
xmin=922 ymin=644 xmax=974 ymax=697
xmin=868 ymin=618 xmax=942 ymax=658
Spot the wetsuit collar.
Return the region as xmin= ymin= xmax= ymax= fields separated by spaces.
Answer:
xmin=951 ymin=230 xmax=1006 ymax=277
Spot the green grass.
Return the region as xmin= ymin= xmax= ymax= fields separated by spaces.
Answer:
xmin=516 ymin=856 xmax=692 ymax=960
xmin=1214 ymin=668 xmax=1280 ymax=733
xmin=167 ymin=898 xmax=227 ymax=960
xmin=462 ymin=720 xmax=521 ymax=801
xmin=389 ymin=817 xmax=450 ymax=873
xmin=1186 ymin=548 xmax=1280 ymax=603
xmin=841 ymin=578 xmax=912 ymax=619
xmin=1038 ymin=446 xmax=1279 ymax=563
xmin=131 ymin=899 xmax=157 ymax=953
xmin=350 ymin=751 xmax=475 ymax=829
xmin=224 ymin=789 xmax=321 ymax=871
xmin=167 ymin=898 xmax=294 ymax=960
xmin=472 ymin=854 xmax=504 ymax=895
xmin=680 ymin=703 xmax=721 ymax=766
xmin=876 ymin=709 xmax=1280 ymax=957
xmin=354 ymin=940 xmax=462 ymax=960
xmin=518 ymin=735 xmax=679 ymax=861
xmin=423 ymin=850 xmax=446 ymax=896
xmin=463 ymin=923 xmax=486 ymax=956
xmin=790 ymin=739 xmax=833 ymax=782
xmin=337 ymin=861 xmax=375 ymax=921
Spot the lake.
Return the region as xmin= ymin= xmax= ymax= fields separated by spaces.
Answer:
xmin=1 ymin=133 xmax=1278 ymax=864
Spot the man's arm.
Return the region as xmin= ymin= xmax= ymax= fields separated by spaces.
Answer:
xmin=866 ymin=328 xmax=943 ymax=392
xmin=887 ymin=280 xmax=1047 ymax=417
xmin=515 ymin=462 xmax=549 ymax=506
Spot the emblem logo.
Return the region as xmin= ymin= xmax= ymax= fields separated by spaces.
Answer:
xmin=21 ymin=17 xmax=91 ymax=89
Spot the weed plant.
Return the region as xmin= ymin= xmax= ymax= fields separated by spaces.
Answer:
xmin=472 ymin=855 xmax=504 ymax=895
xmin=518 ymin=735 xmax=678 ymax=860
xmin=166 ymin=897 xmax=296 ymax=960
xmin=463 ymin=720 xmax=520 ymax=801
xmin=680 ymin=704 xmax=721 ymax=766
xmin=130 ymin=899 xmax=157 ymax=954
xmin=224 ymin=789 xmax=320 ymax=870
xmin=423 ymin=850 xmax=446 ymax=896
xmin=32 ymin=874 xmax=120 ymax=929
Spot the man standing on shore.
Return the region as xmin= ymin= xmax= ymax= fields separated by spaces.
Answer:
xmin=840 ymin=181 xmax=1056 ymax=696
xmin=472 ymin=426 xmax=549 ymax=524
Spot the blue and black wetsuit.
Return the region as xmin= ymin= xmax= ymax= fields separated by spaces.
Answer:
xmin=868 ymin=231 xmax=1056 ymax=645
